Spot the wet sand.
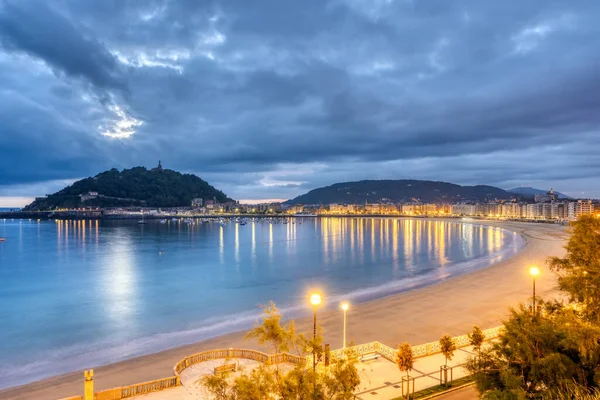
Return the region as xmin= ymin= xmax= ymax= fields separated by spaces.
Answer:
xmin=0 ymin=220 xmax=567 ymax=400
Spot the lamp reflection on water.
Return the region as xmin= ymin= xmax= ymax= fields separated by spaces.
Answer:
xmin=102 ymin=229 xmax=137 ymax=330
xmin=269 ymin=223 xmax=273 ymax=261
xmin=251 ymin=221 xmax=256 ymax=264
xmin=235 ymin=223 xmax=239 ymax=264
xmin=219 ymin=226 xmax=224 ymax=264
xmin=392 ymin=219 xmax=399 ymax=273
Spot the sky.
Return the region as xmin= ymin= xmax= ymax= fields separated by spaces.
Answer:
xmin=1 ymin=0 xmax=600 ymax=207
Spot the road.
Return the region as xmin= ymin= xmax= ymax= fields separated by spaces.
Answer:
xmin=438 ymin=386 xmax=478 ymax=399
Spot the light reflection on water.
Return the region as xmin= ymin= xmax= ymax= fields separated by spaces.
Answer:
xmin=0 ymin=217 xmax=522 ymax=388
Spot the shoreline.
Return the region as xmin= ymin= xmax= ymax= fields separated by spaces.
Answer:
xmin=0 ymin=220 xmax=567 ymax=400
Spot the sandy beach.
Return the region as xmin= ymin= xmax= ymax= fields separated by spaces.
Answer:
xmin=0 ymin=220 xmax=568 ymax=400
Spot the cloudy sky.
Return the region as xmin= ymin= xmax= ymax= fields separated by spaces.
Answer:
xmin=1 ymin=0 xmax=599 ymax=206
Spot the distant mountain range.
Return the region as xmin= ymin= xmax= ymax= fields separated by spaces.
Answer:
xmin=507 ymin=187 xmax=573 ymax=200
xmin=24 ymin=165 xmax=232 ymax=211
xmin=285 ymin=180 xmax=517 ymax=205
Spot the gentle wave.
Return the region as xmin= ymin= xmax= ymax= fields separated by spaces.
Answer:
xmin=0 ymin=226 xmax=524 ymax=390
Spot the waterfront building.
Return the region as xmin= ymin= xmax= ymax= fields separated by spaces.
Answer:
xmin=568 ymin=200 xmax=594 ymax=220
xmin=191 ymin=198 xmax=203 ymax=207
xmin=380 ymin=204 xmax=398 ymax=214
xmin=422 ymin=204 xmax=437 ymax=214
xmin=286 ymin=205 xmax=305 ymax=214
xmin=401 ymin=204 xmax=418 ymax=214
xmin=525 ymin=203 xmax=543 ymax=219
xmin=476 ymin=203 xmax=501 ymax=217
xmin=365 ymin=203 xmax=381 ymax=214
xmin=329 ymin=204 xmax=344 ymax=213
xmin=450 ymin=204 xmax=476 ymax=216
xmin=550 ymin=202 xmax=567 ymax=220
xmin=501 ymin=203 xmax=523 ymax=218
xmin=328 ymin=204 xmax=358 ymax=214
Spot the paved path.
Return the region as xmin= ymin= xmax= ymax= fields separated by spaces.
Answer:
xmin=353 ymin=345 xmax=481 ymax=400
xmin=129 ymin=344 xmax=485 ymax=399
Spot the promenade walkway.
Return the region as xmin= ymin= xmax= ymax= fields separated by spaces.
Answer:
xmin=128 ymin=345 xmax=481 ymax=400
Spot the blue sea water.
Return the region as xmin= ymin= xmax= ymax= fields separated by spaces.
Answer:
xmin=0 ymin=217 xmax=523 ymax=388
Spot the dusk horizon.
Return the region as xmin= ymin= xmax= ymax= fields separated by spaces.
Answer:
xmin=0 ymin=164 xmax=591 ymax=208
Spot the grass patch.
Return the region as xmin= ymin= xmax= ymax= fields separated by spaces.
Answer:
xmin=391 ymin=376 xmax=474 ymax=400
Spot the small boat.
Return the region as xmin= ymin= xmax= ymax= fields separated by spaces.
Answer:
xmin=159 ymin=219 xmax=167 ymax=224
xmin=0 ymin=238 xmax=5 ymax=242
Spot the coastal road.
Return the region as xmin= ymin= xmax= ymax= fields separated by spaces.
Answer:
xmin=438 ymin=386 xmax=479 ymax=400
xmin=438 ymin=386 xmax=478 ymax=399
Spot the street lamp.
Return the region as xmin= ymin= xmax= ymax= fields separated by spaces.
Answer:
xmin=341 ymin=302 xmax=349 ymax=349
xmin=529 ymin=267 xmax=540 ymax=317
xmin=310 ymin=293 xmax=322 ymax=373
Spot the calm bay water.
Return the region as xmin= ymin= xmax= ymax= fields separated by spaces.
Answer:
xmin=0 ymin=217 xmax=523 ymax=388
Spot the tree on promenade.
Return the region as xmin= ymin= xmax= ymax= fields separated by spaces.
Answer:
xmin=245 ymin=301 xmax=295 ymax=355
xmin=548 ymin=214 xmax=600 ymax=322
xmin=202 ymin=301 xmax=360 ymax=399
xmin=439 ymin=335 xmax=456 ymax=367
xmin=465 ymin=303 xmax=600 ymax=399
xmin=395 ymin=342 xmax=414 ymax=379
xmin=468 ymin=326 xmax=485 ymax=366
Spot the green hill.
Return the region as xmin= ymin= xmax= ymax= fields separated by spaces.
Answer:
xmin=285 ymin=179 xmax=516 ymax=205
xmin=24 ymin=165 xmax=233 ymax=210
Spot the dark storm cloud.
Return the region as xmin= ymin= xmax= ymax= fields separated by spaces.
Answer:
xmin=0 ymin=1 xmax=126 ymax=91
xmin=1 ymin=0 xmax=600 ymax=203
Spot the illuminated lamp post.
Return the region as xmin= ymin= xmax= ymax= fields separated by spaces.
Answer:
xmin=310 ymin=293 xmax=322 ymax=372
xmin=530 ymin=267 xmax=540 ymax=317
xmin=341 ymin=302 xmax=349 ymax=349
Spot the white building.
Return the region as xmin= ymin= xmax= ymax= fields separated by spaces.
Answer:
xmin=501 ymin=203 xmax=523 ymax=218
xmin=525 ymin=203 xmax=543 ymax=219
xmin=568 ymin=200 xmax=594 ymax=220
xmin=451 ymin=204 xmax=476 ymax=216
